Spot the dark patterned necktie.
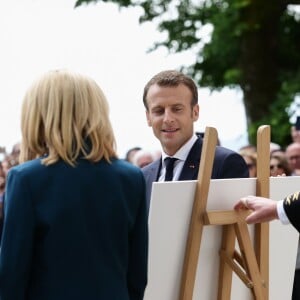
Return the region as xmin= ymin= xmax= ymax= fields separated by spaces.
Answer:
xmin=164 ymin=157 xmax=178 ymax=181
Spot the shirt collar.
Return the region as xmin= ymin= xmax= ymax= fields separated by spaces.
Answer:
xmin=161 ymin=134 xmax=198 ymax=164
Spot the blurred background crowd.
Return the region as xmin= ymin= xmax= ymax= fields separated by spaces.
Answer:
xmin=2 ymin=122 xmax=300 ymax=207
xmin=1 ymin=124 xmax=300 ymax=294
xmin=0 ymin=143 xmax=20 ymax=206
xmin=2 ymin=123 xmax=300 ymax=208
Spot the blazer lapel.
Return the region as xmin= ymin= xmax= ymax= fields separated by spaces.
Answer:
xmin=147 ymin=159 xmax=161 ymax=182
xmin=143 ymin=159 xmax=162 ymax=211
xmin=179 ymin=137 xmax=203 ymax=181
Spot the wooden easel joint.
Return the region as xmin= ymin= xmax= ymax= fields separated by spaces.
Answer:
xmin=219 ymin=249 xmax=253 ymax=288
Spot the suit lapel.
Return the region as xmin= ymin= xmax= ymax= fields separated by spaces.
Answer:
xmin=143 ymin=159 xmax=161 ymax=212
xmin=147 ymin=159 xmax=161 ymax=182
xmin=179 ymin=137 xmax=203 ymax=181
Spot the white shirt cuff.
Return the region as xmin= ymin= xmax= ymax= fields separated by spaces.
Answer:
xmin=277 ymin=200 xmax=290 ymax=225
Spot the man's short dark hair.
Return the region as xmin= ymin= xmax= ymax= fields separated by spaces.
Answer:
xmin=143 ymin=70 xmax=198 ymax=110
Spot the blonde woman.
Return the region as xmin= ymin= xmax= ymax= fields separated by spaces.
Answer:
xmin=0 ymin=70 xmax=148 ymax=300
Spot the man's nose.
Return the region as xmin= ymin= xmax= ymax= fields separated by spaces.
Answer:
xmin=163 ymin=110 xmax=175 ymax=122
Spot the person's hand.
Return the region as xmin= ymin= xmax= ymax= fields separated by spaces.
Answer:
xmin=234 ymin=196 xmax=278 ymax=224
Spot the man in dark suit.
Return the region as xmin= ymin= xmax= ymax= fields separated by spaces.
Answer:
xmin=141 ymin=70 xmax=249 ymax=209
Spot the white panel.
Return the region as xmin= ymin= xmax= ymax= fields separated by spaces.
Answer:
xmin=145 ymin=176 xmax=300 ymax=300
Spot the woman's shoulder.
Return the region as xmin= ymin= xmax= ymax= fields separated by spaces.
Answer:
xmin=8 ymin=158 xmax=45 ymax=177
xmin=107 ymin=159 xmax=145 ymax=182
xmin=111 ymin=158 xmax=142 ymax=174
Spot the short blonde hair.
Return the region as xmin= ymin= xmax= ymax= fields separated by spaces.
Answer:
xmin=20 ymin=70 xmax=117 ymax=166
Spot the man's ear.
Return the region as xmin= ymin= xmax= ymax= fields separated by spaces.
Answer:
xmin=192 ymin=104 xmax=199 ymax=121
xmin=146 ymin=111 xmax=152 ymax=127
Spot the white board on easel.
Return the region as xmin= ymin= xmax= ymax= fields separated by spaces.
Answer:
xmin=144 ymin=176 xmax=300 ymax=300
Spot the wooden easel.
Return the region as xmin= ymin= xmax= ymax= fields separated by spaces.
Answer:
xmin=179 ymin=125 xmax=270 ymax=300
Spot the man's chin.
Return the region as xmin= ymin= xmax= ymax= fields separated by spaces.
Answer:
xmin=161 ymin=141 xmax=180 ymax=154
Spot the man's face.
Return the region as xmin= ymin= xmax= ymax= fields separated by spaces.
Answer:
xmin=286 ymin=143 xmax=300 ymax=171
xmin=145 ymin=83 xmax=199 ymax=156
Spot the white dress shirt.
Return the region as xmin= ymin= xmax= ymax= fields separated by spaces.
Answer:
xmin=158 ymin=134 xmax=198 ymax=182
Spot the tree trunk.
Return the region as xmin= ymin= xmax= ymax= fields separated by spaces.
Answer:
xmin=239 ymin=1 xmax=286 ymax=126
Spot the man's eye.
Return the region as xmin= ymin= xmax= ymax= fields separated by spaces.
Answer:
xmin=174 ymin=107 xmax=183 ymax=112
xmin=152 ymin=109 xmax=164 ymax=115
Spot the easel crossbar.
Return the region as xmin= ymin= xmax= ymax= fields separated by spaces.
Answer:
xmin=204 ymin=210 xmax=250 ymax=225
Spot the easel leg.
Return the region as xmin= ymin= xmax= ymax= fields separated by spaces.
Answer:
xmin=235 ymin=220 xmax=265 ymax=300
xmin=218 ymin=225 xmax=235 ymax=300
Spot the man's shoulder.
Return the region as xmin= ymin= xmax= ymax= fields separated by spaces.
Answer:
xmin=141 ymin=159 xmax=160 ymax=174
xmin=215 ymin=145 xmax=239 ymax=156
xmin=187 ymin=138 xmax=240 ymax=160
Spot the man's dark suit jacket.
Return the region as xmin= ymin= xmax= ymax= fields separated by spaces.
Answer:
xmin=0 ymin=157 xmax=148 ymax=300
xmin=142 ymin=137 xmax=249 ymax=210
xmin=283 ymin=192 xmax=300 ymax=233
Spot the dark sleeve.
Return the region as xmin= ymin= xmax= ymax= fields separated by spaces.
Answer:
xmin=283 ymin=191 xmax=300 ymax=233
xmin=0 ymin=169 xmax=35 ymax=300
xmin=127 ymin=172 xmax=148 ymax=300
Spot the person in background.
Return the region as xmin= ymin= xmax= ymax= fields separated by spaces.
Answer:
xmin=0 ymin=162 xmax=5 ymax=203
xmin=0 ymin=162 xmax=5 ymax=221
xmin=0 ymin=147 xmax=6 ymax=162
xmin=285 ymin=142 xmax=300 ymax=176
xmin=270 ymin=142 xmax=281 ymax=153
xmin=239 ymin=144 xmax=257 ymax=154
xmin=270 ymin=154 xmax=292 ymax=177
xmin=270 ymin=148 xmax=286 ymax=160
xmin=0 ymin=70 xmax=148 ymax=300
xmin=239 ymin=149 xmax=257 ymax=178
xmin=1 ymin=154 xmax=19 ymax=177
xmin=291 ymin=124 xmax=300 ymax=144
xmin=124 ymin=146 xmax=142 ymax=164
xmin=11 ymin=142 xmax=20 ymax=157
xmin=0 ymin=145 xmax=21 ymax=242
xmin=141 ymin=69 xmax=249 ymax=209
xmin=132 ymin=150 xmax=154 ymax=168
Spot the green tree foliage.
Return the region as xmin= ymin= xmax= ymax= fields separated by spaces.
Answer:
xmin=75 ymin=0 xmax=300 ymax=147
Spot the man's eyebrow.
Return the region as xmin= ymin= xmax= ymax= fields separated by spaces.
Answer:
xmin=150 ymin=106 xmax=164 ymax=113
xmin=151 ymin=105 xmax=163 ymax=109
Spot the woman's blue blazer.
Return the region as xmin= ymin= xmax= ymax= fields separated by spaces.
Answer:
xmin=0 ymin=157 xmax=148 ymax=300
